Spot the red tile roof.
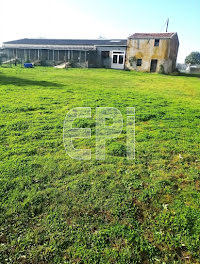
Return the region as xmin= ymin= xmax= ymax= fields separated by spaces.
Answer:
xmin=129 ymin=33 xmax=176 ymax=39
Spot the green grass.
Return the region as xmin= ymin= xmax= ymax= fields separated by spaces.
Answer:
xmin=0 ymin=66 xmax=200 ymax=263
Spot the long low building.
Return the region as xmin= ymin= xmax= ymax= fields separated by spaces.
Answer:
xmin=2 ymin=33 xmax=179 ymax=73
xmin=2 ymin=38 xmax=127 ymax=69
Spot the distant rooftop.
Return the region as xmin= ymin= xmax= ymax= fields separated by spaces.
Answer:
xmin=3 ymin=38 xmax=127 ymax=46
xmin=129 ymin=33 xmax=176 ymax=39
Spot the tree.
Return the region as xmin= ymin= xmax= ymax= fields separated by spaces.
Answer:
xmin=185 ymin=52 xmax=200 ymax=65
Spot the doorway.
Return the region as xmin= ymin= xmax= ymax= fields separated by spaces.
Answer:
xmin=150 ymin=60 xmax=158 ymax=72
xmin=111 ymin=51 xmax=125 ymax=69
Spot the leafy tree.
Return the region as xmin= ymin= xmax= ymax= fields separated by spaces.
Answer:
xmin=185 ymin=52 xmax=200 ymax=65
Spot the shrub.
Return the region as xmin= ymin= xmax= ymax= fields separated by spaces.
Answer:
xmin=159 ymin=64 xmax=165 ymax=74
xmin=129 ymin=56 xmax=137 ymax=67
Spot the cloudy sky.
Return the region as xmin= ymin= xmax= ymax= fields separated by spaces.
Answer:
xmin=1 ymin=0 xmax=199 ymax=62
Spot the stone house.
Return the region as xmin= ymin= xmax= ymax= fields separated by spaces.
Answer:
xmin=126 ymin=33 xmax=179 ymax=73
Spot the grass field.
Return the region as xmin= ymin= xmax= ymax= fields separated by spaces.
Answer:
xmin=0 ymin=66 xmax=200 ymax=263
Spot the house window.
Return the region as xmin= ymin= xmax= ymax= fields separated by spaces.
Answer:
xmin=119 ymin=55 xmax=124 ymax=64
xmin=113 ymin=55 xmax=118 ymax=64
xmin=154 ymin=39 xmax=160 ymax=47
xmin=137 ymin=59 xmax=142 ymax=66
xmin=101 ymin=51 xmax=110 ymax=58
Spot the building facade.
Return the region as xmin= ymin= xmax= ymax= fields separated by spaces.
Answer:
xmin=126 ymin=33 xmax=179 ymax=73
xmin=2 ymin=33 xmax=179 ymax=73
xmin=2 ymin=39 xmax=127 ymax=69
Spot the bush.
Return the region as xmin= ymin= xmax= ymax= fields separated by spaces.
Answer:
xmin=129 ymin=56 xmax=137 ymax=67
xmin=158 ymin=64 xmax=165 ymax=74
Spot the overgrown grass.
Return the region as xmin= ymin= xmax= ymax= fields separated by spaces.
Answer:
xmin=0 ymin=66 xmax=200 ymax=263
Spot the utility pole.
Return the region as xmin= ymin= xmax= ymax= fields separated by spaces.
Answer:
xmin=166 ymin=18 xmax=169 ymax=32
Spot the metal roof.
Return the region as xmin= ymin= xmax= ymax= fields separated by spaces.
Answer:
xmin=3 ymin=38 xmax=127 ymax=46
xmin=129 ymin=33 xmax=176 ymax=39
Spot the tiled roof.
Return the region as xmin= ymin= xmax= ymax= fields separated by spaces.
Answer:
xmin=129 ymin=33 xmax=176 ymax=39
xmin=3 ymin=38 xmax=127 ymax=46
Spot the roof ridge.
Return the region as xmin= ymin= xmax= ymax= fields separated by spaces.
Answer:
xmin=3 ymin=38 xmax=127 ymax=46
xmin=129 ymin=32 xmax=177 ymax=39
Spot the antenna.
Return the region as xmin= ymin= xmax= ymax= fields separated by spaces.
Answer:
xmin=160 ymin=18 xmax=169 ymax=32
xmin=166 ymin=18 xmax=169 ymax=32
